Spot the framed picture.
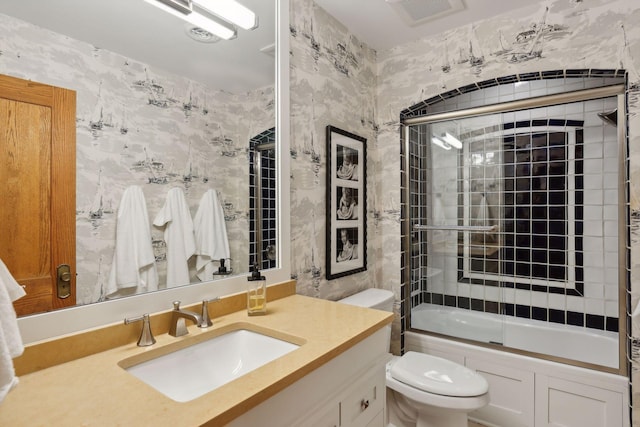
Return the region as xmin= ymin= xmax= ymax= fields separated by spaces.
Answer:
xmin=326 ymin=125 xmax=367 ymax=280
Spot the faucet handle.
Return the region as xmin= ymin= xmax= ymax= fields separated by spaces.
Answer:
xmin=124 ymin=313 xmax=156 ymax=347
xmin=200 ymin=297 xmax=221 ymax=328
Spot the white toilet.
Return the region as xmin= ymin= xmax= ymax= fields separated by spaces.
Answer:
xmin=339 ymin=289 xmax=489 ymax=427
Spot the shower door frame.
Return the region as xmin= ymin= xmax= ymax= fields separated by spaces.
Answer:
xmin=401 ymin=84 xmax=628 ymax=375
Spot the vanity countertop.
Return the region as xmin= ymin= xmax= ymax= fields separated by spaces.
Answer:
xmin=0 ymin=294 xmax=393 ymax=426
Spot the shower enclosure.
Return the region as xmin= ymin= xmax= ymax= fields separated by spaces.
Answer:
xmin=250 ymin=127 xmax=277 ymax=271
xmin=402 ymin=73 xmax=627 ymax=372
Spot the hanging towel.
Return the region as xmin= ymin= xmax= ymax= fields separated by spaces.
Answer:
xmin=194 ymin=189 xmax=230 ymax=281
xmin=106 ymin=186 xmax=158 ymax=298
xmin=473 ymin=194 xmax=490 ymax=226
xmin=433 ymin=195 xmax=445 ymax=225
xmin=0 ymin=258 xmax=26 ymax=404
xmin=154 ymin=187 xmax=196 ymax=288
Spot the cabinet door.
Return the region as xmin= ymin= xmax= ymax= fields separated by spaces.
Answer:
xmin=302 ymin=402 xmax=340 ymax=427
xmin=535 ymin=375 xmax=624 ymax=427
xmin=466 ymin=357 xmax=535 ymax=427
xmin=341 ymin=366 xmax=386 ymax=427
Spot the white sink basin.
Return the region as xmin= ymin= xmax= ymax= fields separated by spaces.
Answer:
xmin=122 ymin=329 xmax=300 ymax=402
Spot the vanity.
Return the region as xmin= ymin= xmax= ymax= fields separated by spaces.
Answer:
xmin=1 ymin=282 xmax=393 ymax=426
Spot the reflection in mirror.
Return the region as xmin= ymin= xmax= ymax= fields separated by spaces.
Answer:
xmin=0 ymin=0 xmax=277 ymax=315
xmin=249 ymin=127 xmax=277 ymax=271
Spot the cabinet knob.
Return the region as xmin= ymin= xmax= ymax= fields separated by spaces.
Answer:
xmin=360 ymin=399 xmax=370 ymax=411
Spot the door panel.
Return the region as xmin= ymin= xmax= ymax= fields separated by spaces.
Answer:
xmin=0 ymin=74 xmax=76 ymax=315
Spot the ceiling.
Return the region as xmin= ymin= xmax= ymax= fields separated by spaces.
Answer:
xmin=0 ymin=0 xmax=546 ymax=90
xmin=0 ymin=0 xmax=275 ymax=93
xmin=313 ymin=0 xmax=542 ymax=51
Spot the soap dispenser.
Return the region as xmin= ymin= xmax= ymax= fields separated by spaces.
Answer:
xmin=247 ymin=263 xmax=267 ymax=316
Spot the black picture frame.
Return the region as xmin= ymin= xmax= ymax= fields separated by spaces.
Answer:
xmin=326 ymin=125 xmax=367 ymax=280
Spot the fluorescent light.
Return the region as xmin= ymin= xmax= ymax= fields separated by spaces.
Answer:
xmin=144 ymin=0 xmax=236 ymax=40
xmin=431 ymin=137 xmax=451 ymax=150
xmin=195 ymin=0 xmax=258 ymax=30
xmin=442 ymin=132 xmax=462 ymax=149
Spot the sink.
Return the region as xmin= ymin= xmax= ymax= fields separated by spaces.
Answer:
xmin=121 ymin=328 xmax=300 ymax=402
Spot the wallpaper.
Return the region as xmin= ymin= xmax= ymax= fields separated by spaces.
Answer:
xmin=0 ymin=12 xmax=274 ymax=304
xmin=289 ymin=0 xmax=380 ymax=300
xmin=288 ymin=0 xmax=640 ymax=389
xmin=374 ymin=0 xmax=640 ymax=352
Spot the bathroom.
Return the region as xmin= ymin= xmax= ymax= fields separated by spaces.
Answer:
xmin=0 ymin=0 xmax=639 ymax=426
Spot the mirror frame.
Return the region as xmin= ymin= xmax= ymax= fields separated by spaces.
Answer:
xmin=17 ymin=0 xmax=290 ymax=344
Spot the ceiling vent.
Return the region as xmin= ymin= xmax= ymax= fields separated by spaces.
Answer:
xmin=385 ymin=0 xmax=466 ymax=27
xmin=184 ymin=24 xmax=221 ymax=43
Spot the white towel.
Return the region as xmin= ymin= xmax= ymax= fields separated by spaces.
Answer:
xmin=433 ymin=195 xmax=445 ymax=225
xmin=474 ymin=194 xmax=490 ymax=225
xmin=153 ymin=187 xmax=196 ymax=288
xmin=106 ymin=186 xmax=158 ymax=298
xmin=0 ymin=258 xmax=26 ymax=403
xmin=194 ymin=190 xmax=230 ymax=281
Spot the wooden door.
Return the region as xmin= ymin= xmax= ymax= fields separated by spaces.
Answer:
xmin=0 ymin=74 xmax=76 ymax=315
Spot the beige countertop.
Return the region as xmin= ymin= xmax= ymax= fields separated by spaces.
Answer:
xmin=0 ymin=293 xmax=393 ymax=426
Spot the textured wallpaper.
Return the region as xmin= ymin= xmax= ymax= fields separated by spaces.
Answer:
xmin=374 ymin=0 xmax=640 ymax=342
xmin=0 ymin=12 xmax=274 ymax=304
xmin=289 ymin=0 xmax=380 ymax=300
xmin=289 ymin=0 xmax=640 ymax=361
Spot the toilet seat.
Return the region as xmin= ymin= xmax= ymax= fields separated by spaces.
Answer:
xmin=387 ymin=371 xmax=490 ymax=411
xmin=390 ymin=352 xmax=488 ymax=397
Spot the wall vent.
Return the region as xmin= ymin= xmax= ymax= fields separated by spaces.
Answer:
xmin=386 ymin=0 xmax=466 ymax=27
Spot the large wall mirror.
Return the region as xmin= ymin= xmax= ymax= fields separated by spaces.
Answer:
xmin=1 ymin=0 xmax=290 ymax=343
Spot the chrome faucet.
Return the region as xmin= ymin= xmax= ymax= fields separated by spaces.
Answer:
xmin=169 ymin=301 xmax=203 ymax=337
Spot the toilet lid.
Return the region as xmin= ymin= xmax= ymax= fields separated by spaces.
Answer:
xmin=390 ymin=352 xmax=488 ymax=397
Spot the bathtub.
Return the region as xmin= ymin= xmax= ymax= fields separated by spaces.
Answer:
xmin=406 ymin=306 xmax=629 ymax=427
xmin=410 ymin=303 xmax=619 ymax=368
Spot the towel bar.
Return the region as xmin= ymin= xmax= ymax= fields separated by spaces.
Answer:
xmin=414 ymin=224 xmax=497 ymax=232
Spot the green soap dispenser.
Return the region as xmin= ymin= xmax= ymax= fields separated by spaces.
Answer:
xmin=247 ymin=263 xmax=267 ymax=316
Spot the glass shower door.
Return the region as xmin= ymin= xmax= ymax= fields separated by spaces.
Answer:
xmin=408 ymin=94 xmax=621 ymax=368
xmin=408 ymin=113 xmax=506 ymax=345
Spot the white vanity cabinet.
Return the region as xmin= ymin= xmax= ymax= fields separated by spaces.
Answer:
xmin=302 ymin=364 xmax=386 ymax=427
xmin=228 ymin=327 xmax=390 ymax=427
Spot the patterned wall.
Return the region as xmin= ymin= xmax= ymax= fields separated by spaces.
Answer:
xmin=288 ymin=0 xmax=640 ymax=391
xmin=373 ymin=0 xmax=640 ymax=362
xmin=0 ymin=13 xmax=274 ymax=304
xmin=289 ymin=0 xmax=381 ymax=300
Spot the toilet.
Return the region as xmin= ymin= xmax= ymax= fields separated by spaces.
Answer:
xmin=339 ymin=289 xmax=489 ymax=427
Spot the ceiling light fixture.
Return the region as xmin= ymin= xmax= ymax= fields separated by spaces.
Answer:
xmin=196 ymin=0 xmax=258 ymax=30
xmin=442 ymin=132 xmax=462 ymax=149
xmin=431 ymin=137 xmax=452 ymax=150
xmin=144 ymin=0 xmax=237 ymax=40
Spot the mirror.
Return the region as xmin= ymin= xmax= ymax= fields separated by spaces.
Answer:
xmin=4 ymin=0 xmax=290 ymax=342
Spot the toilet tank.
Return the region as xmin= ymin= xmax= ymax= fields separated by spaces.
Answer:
xmin=338 ymin=289 xmax=394 ymax=352
xmin=338 ymin=288 xmax=394 ymax=312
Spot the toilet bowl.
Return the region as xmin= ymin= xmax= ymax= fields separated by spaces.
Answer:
xmin=339 ymin=289 xmax=489 ymax=427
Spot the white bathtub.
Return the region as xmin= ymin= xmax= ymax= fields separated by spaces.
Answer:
xmin=411 ymin=303 xmax=619 ymax=368
xmin=404 ymin=326 xmax=629 ymax=427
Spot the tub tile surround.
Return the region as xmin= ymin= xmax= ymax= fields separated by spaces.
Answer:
xmin=405 ymin=81 xmax=622 ymax=333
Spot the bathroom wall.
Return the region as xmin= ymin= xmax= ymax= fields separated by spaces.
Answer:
xmin=376 ymin=0 xmax=640 ymax=326
xmin=371 ymin=0 xmax=640 ymax=421
xmin=0 ymin=13 xmax=274 ymax=303
xmin=289 ymin=0 xmax=381 ymax=299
